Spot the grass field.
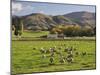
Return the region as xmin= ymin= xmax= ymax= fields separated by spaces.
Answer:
xmin=12 ymin=39 xmax=96 ymax=74
xmin=12 ymin=31 xmax=49 ymax=38
xmin=12 ymin=31 xmax=96 ymax=74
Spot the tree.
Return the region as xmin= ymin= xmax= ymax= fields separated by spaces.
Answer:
xmin=14 ymin=28 xmax=18 ymax=36
xmin=80 ymin=26 xmax=94 ymax=36
xmin=50 ymin=25 xmax=94 ymax=37
xmin=13 ymin=16 xmax=24 ymax=37
xmin=50 ymin=28 xmax=57 ymax=34
xmin=18 ymin=19 xmax=23 ymax=36
xmin=63 ymin=25 xmax=74 ymax=36
xmin=72 ymin=25 xmax=81 ymax=36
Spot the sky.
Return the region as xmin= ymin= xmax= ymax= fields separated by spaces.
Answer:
xmin=12 ymin=1 xmax=96 ymax=16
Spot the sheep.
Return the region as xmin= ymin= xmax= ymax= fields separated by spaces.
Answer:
xmin=49 ymin=57 xmax=54 ymax=64
xmin=67 ymin=50 xmax=73 ymax=54
xmin=41 ymin=54 xmax=46 ymax=59
xmin=40 ymin=48 xmax=46 ymax=54
xmin=52 ymin=47 xmax=56 ymax=52
xmin=75 ymin=52 xmax=79 ymax=56
xmin=50 ymin=52 xmax=55 ymax=57
xmin=33 ymin=47 xmax=36 ymax=50
xmin=46 ymin=49 xmax=50 ymax=53
xmin=67 ymin=54 xmax=73 ymax=58
xmin=65 ymin=47 xmax=71 ymax=53
xmin=65 ymin=50 xmax=74 ymax=63
xmin=82 ymin=52 xmax=87 ymax=56
xmin=50 ymin=48 xmax=54 ymax=52
xmin=50 ymin=47 xmax=57 ymax=53
xmin=69 ymin=46 xmax=73 ymax=51
xmin=66 ymin=57 xmax=73 ymax=63
xmin=59 ymin=56 xmax=65 ymax=64
xmin=64 ymin=48 xmax=68 ymax=52
xmin=59 ymin=58 xmax=65 ymax=64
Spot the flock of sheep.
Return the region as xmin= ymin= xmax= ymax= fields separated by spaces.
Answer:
xmin=33 ymin=44 xmax=87 ymax=64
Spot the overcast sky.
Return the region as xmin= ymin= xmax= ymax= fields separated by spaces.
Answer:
xmin=12 ymin=1 xmax=96 ymax=16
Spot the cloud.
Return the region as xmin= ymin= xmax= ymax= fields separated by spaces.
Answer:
xmin=38 ymin=10 xmax=45 ymax=14
xmin=23 ymin=5 xmax=33 ymax=10
xmin=12 ymin=2 xmax=22 ymax=14
xmin=12 ymin=1 xmax=34 ymax=16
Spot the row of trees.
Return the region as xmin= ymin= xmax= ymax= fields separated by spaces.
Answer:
xmin=50 ymin=25 xmax=96 ymax=37
xmin=12 ymin=16 xmax=23 ymax=37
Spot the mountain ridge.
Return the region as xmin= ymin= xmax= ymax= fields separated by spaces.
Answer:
xmin=12 ymin=11 xmax=96 ymax=30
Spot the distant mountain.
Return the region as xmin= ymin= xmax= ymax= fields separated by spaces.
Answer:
xmin=21 ymin=13 xmax=57 ymax=30
xmin=64 ymin=11 xmax=96 ymax=28
xmin=53 ymin=15 xmax=76 ymax=25
xmin=12 ymin=11 xmax=96 ymax=30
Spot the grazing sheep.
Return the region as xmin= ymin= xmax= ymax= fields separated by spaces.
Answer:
xmin=64 ymin=48 xmax=68 ymax=52
xmin=67 ymin=54 xmax=73 ymax=58
xmin=50 ymin=47 xmax=57 ymax=53
xmin=59 ymin=56 xmax=65 ymax=64
xmin=52 ymin=47 xmax=56 ymax=52
xmin=50 ymin=57 xmax=54 ymax=64
xmin=59 ymin=58 xmax=65 ymax=64
xmin=49 ymin=48 xmax=55 ymax=57
xmin=75 ymin=52 xmax=79 ymax=56
xmin=49 ymin=48 xmax=52 ymax=51
xmin=50 ymin=48 xmax=54 ymax=52
xmin=66 ymin=48 xmax=71 ymax=52
xmin=67 ymin=50 xmax=73 ymax=54
xmin=40 ymin=50 xmax=44 ymax=53
xmin=46 ymin=49 xmax=50 ymax=53
xmin=66 ymin=57 xmax=73 ymax=63
xmin=40 ymin=48 xmax=46 ymax=54
xmin=33 ymin=47 xmax=36 ymax=50
xmin=42 ymin=54 xmax=46 ymax=58
xmin=82 ymin=52 xmax=86 ymax=56
xmin=65 ymin=49 xmax=74 ymax=63
xmin=69 ymin=47 xmax=73 ymax=51
xmin=51 ymin=52 xmax=55 ymax=57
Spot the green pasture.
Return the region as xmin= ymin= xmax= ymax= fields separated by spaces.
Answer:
xmin=12 ymin=31 xmax=49 ymax=38
xmin=12 ymin=40 xmax=96 ymax=74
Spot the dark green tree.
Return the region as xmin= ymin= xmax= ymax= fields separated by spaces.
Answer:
xmin=12 ymin=16 xmax=24 ymax=37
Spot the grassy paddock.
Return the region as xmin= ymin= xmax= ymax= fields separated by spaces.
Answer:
xmin=12 ymin=40 xmax=96 ymax=74
xmin=12 ymin=31 xmax=49 ymax=38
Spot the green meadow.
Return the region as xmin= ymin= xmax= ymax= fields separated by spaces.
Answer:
xmin=12 ymin=31 xmax=96 ymax=74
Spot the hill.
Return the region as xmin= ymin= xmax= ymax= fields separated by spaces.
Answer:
xmin=64 ymin=11 xmax=96 ymax=28
xmin=12 ymin=11 xmax=96 ymax=30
